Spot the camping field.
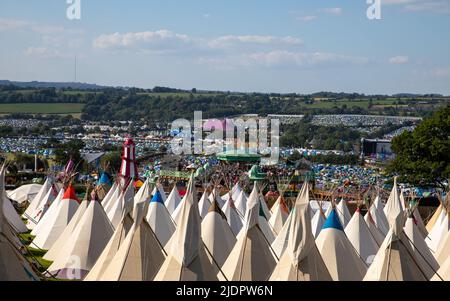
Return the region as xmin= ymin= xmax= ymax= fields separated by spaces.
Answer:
xmin=0 ymin=103 xmax=84 ymax=116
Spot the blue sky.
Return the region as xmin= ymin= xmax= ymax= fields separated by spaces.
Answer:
xmin=1 ymin=0 xmax=449 ymax=94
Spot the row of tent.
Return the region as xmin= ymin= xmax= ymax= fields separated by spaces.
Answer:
xmin=1 ymin=166 xmax=450 ymax=281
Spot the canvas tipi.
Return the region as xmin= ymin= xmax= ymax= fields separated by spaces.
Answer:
xmin=165 ymin=185 xmax=182 ymax=215
xmin=316 ymin=208 xmax=367 ymax=281
xmin=344 ymin=207 xmax=380 ymax=265
xmin=270 ymin=182 xmax=332 ymax=281
xmin=201 ymin=199 xmax=237 ymax=268
xmin=154 ymin=174 xmax=219 ymax=281
xmin=47 ymin=191 xmax=114 ymax=279
xmin=220 ymin=183 xmax=277 ymax=281
xmin=31 ymin=185 xmax=79 ymax=250
xmin=145 ymin=188 xmax=176 ymax=247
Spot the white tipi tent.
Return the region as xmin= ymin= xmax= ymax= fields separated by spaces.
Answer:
xmin=154 ymin=174 xmax=219 ymax=281
xmin=84 ymin=206 xmax=134 ymax=281
xmin=316 ymin=208 xmax=367 ymax=281
xmin=99 ymin=194 xmax=166 ymax=281
xmin=344 ymin=207 xmax=379 ymax=265
xmin=336 ymin=199 xmax=351 ymax=228
xmin=198 ymin=190 xmax=211 ymax=219
xmin=44 ymin=190 xmax=91 ymax=261
xmin=270 ymin=182 xmax=332 ymax=281
xmin=22 ymin=177 xmax=52 ymax=222
xmin=425 ymin=208 xmax=449 ymax=253
xmin=364 ymin=213 xmax=429 ymax=281
xmin=101 ymin=181 xmax=119 ymax=212
xmin=25 ymin=184 xmax=59 ymax=230
xmin=404 ymin=212 xmax=440 ymax=280
xmin=201 ymin=199 xmax=236 ymax=268
xmin=233 ymin=190 xmax=247 ymax=217
xmin=268 ymin=196 xmax=289 ymax=236
xmin=220 ymin=183 xmax=277 ymax=281
xmin=383 ymin=178 xmax=404 ymax=224
xmin=47 ymin=192 xmax=114 ymax=279
xmin=311 ymin=209 xmax=326 ymax=239
xmin=31 ymin=188 xmax=64 ymax=236
xmin=221 ymin=193 xmax=244 ymax=236
xmin=364 ymin=195 xmax=389 ymax=236
xmin=145 ymin=188 xmax=176 ymax=247
xmin=31 ymin=185 xmax=79 ymax=250
xmin=165 ymin=185 xmax=182 ymax=215
xmin=0 ymin=166 xmax=39 ymax=281
xmin=106 ymin=180 xmax=134 ymax=229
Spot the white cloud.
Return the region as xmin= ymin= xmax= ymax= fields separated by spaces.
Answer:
xmin=430 ymin=67 xmax=450 ymax=76
xmin=24 ymin=47 xmax=72 ymax=59
xmin=92 ymin=30 xmax=194 ymax=52
xmin=203 ymin=13 xmax=212 ymax=19
xmin=320 ymin=7 xmax=343 ymax=15
xmin=0 ymin=19 xmax=29 ymax=31
xmin=384 ymin=0 xmax=450 ymax=13
xmin=389 ymin=56 xmax=409 ymax=64
xmin=199 ymin=51 xmax=369 ymax=69
xmin=296 ymin=16 xmax=317 ymax=22
xmin=208 ymin=35 xmax=302 ymax=49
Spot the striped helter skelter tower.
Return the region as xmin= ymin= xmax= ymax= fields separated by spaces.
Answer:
xmin=119 ymin=138 xmax=139 ymax=187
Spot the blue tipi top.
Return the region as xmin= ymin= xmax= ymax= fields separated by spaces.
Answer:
xmin=151 ymin=190 xmax=165 ymax=204
xmin=322 ymin=209 xmax=344 ymax=231
xmin=98 ymin=173 xmax=111 ymax=186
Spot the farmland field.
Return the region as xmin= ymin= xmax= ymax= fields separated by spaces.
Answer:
xmin=0 ymin=103 xmax=84 ymax=115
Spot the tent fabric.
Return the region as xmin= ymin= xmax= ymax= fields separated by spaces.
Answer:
xmin=99 ymin=200 xmax=165 ymax=281
xmin=0 ymin=165 xmax=39 ymax=281
xmin=2 ymin=193 xmax=28 ymax=233
xmin=316 ymin=209 xmax=367 ymax=281
xmin=427 ymin=205 xmax=443 ymax=233
xmin=47 ymin=197 xmax=114 ymax=280
xmin=208 ymin=188 xmax=225 ymax=209
xmin=344 ymin=209 xmax=379 ymax=265
xmin=7 ymin=184 xmax=42 ymax=205
xmin=106 ymin=181 xmax=134 ymax=229
xmin=25 ymin=185 xmax=59 ymax=230
xmin=155 ymin=174 xmax=219 ymax=281
xmin=336 ymin=199 xmax=351 ymax=229
xmin=404 ymin=216 xmax=440 ymax=279
xmin=268 ymin=196 xmax=289 ymax=235
xmin=365 ymin=197 xmax=390 ymax=236
xmin=23 ymin=178 xmax=52 ymax=221
xmin=221 ymin=182 xmax=242 ymax=202
xmin=311 ymin=209 xmax=326 ymax=238
xmin=44 ymin=197 xmax=91 ymax=261
xmin=426 ymin=210 xmax=449 ymax=253
xmin=31 ymin=186 xmax=79 ymax=250
xmin=84 ymin=213 xmax=134 ymax=281
xmin=431 ymin=256 xmax=450 ymax=281
xmin=364 ymin=211 xmax=386 ymax=247
xmin=383 ymin=178 xmax=404 ymax=226
xmin=165 ymin=185 xmax=182 ymax=215
xmin=259 ymin=193 xmax=272 ymax=221
xmin=364 ymin=214 xmax=429 ymax=281
xmin=31 ymin=189 xmax=64 ymax=236
xmin=152 ymin=185 xmax=167 ymax=204
xmin=270 ymin=182 xmax=332 ymax=281
xmin=234 ymin=190 xmax=247 ymax=218
xmin=221 ymin=196 xmax=244 ymax=236
xmin=220 ymin=183 xmax=277 ymax=281
xmin=145 ymin=189 xmax=176 ymax=247
xmin=101 ymin=181 xmax=119 ymax=212
xmin=198 ymin=190 xmax=211 ymax=219
xmin=201 ymin=200 xmax=237 ymax=268
xmin=435 ymin=226 xmax=450 ymax=266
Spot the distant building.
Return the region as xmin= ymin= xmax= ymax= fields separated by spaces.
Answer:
xmin=361 ymin=138 xmax=393 ymax=157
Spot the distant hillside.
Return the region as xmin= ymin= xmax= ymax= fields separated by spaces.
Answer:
xmin=0 ymin=80 xmax=107 ymax=90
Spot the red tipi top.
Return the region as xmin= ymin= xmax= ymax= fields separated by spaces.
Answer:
xmin=62 ymin=185 xmax=79 ymax=203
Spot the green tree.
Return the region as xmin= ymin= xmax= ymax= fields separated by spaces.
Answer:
xmin=387 ymin=106 xmax=449 ymax=188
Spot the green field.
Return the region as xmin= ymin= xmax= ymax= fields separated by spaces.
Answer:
xmin=0 ymin=103 xmax=84 ymax=115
